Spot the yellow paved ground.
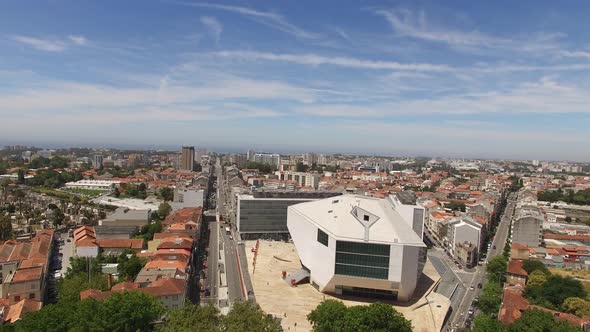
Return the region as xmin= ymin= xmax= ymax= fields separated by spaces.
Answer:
xmin=244 ymin=240 xmax=450 ymax=332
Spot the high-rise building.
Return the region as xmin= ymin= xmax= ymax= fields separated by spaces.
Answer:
xmin=247 ymin=149 xmax=256 ymax=162
xmin=180 ymin=146 xmax=195 ymax=171
xmin=94 ymin=155 xmax=104 ymax=168
xmin=196 ymin=148 xmax=207 ymax=164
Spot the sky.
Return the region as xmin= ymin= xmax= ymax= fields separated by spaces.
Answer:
xmin=1 ymin=1 xmax=590 ymax=161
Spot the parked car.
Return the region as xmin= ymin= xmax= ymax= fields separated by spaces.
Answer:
xmin=477 ymin=283 xmax=483 ymax=289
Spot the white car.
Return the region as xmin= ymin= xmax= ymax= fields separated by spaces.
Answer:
xmin=54 ymin=272 xmax=62 ymax=279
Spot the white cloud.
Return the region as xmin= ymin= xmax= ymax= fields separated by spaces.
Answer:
xmin=200 ymin=16 xmax=223 ymax=44
xmin=214 ymin=50 xmax=452 ymax=72
xmin=375 ymin=9 xmax=512 ymax=48
xmin=12 ymin=35 xmax=66 ymax=52
xmin=297 ymin=77 xmax=590 ymax=117
xmin=375 ymin=9 xmax=564 ymax=55
xmin=185 ymin=3 xmax=317 ymax=39
xmin=0 ymin=76 xmax=316 ymax=113
xmin=68 ymin=35 xmax=87 ymax=45
xmin=560 ymin=50 xmax=590 ymax=59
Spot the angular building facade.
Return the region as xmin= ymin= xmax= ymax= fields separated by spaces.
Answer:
xmin=287 ymin=195 xmax=427 ymax=301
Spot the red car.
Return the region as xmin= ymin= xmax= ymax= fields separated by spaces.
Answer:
xmin=457 ymin=264 xmax=463 ymax=269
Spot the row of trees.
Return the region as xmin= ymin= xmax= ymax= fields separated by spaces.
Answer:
xmin=243 ymin=162 xmax=276 ymax=174
xmin=307 ymin=300 xmax=412 ymax=332
xmin=538 ymin=188 xmax=590 ymax=206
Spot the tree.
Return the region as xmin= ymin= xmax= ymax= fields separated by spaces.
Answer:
xmin=159 ymin=187 xmax=174 ymax=201
xmin=12 ymin=291 xmax=164 ymax=332
xmin=308 ymin=299 xmax=347 ymax=331
xmin=521 ymin=260 xmax=550 ymax=276
xmin=100 ymin=291 xmax=164 ymax=332
xmin=17 ymin=169 xmax=25 ymax=184
xmin=0 ymin=214 xmax=12 ymax=240
xmin=296 ymin=162 xmax=309 ymax=172
xmin=342 ymin=303 xmax=412 ymax=332
xmin=58 ymin=272 xmax=107 ymax=304
xmin=487 ymin=255 xmax=508 ymax=281
xmin=158 ymin=202 xmax=172 ymax=218
xmin=508 ymin=308 xmax=579 ymax=332
xmin=308 ymin=300 xmax=411 ymax=332
xmin=477 ymin=280 xmax=503 ymax=315
xmin=525 ymin=275 xmax=586 ymax=309
xmin=473 ymin=313 xmax=506 ymax=332
xmin=161 ymin=304 xmax=221 ymax=332
xmin=222 ymin=301 xmax=281 ymax=332
xmin=527 ymin=270 xmax=548 ymax=288
xmin=117 ymin=253 xmax=145 ymax=281
xmin=563 ymin=297 xmax=590 ymax=317
xmin=447 ymin=201 xmax=466 ymax=212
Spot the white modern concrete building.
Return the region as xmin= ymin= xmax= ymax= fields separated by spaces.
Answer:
xmin=287 ymin=195 xmax=427 ymax=301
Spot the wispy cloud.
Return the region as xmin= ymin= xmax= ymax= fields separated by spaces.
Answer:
xmin=214 ymin=50 xmax=452 ymax=72
xmin=375 ymin=9 xmax=511 ymax=48
xmin=560 ymin=50 xmax=590 ymax=59
xmin=12 ymin=35 xmax=88 ymax=52
xmin=12 ymin=35 xmax=66 ymax=52
xmin=68 ymin=35 xmax=87 ymax=45
xmin=200 ymin=16 xmax=223 ymax=44
xmin=182 ymin=3 xmax=317 ymax=39
xmin=375 ymin=9 xmax=564 ymax=55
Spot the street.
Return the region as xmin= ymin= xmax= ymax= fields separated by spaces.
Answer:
xmin=444 ymin=192 xmax=516 ymax=330
xmin=202 ymin=158 xmax=253 ymax=309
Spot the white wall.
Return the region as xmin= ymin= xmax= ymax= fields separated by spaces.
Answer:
xmin=76 ymin=246 xmax=99 ymax=258
xmin=287 ymin=207 xmax=334 ymax=289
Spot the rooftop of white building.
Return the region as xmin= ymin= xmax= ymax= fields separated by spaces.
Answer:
xmin=290 ymin=194 xmax=425 ymax=246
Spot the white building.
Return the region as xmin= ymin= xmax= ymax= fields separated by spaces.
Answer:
xmin=275 ymin=171 xmax=321 ymax=189
xmin=287 ymin=195 xmax=426 ymax=301
xmin=65 ymin=180 xmax=121 ymax=190
xmin=173 ymin=188 xmax=204 ymax=208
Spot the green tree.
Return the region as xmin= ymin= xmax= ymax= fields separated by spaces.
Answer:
xmin=521 ymin=260 xmax=550 ymax=275
xmin=159 ymin=187 xmax=174 ymax=201
xmin=487 ymin=255 xmax=508 ymax=281
xmin=473 ymin=313 xmax=506 ymax=332
xmin=117 ymin=253 xmax=145 ymax=281
xmin=296 ymin=162 xmax=309 ymax=172
xmin=0 ymin=214 xmax=13 ymax=240
xmin=11 ymin=301 xmax=74 ymax=332
xmin=160 ymin=304 xmax=221 ymax=332
xmin=58 ymin=272 xmax=107 ymax=304
xmin=447 ymin=201 xmax=466 ymax=212
xmin=222 ymin=301 xmax=281 ymax=332
xmin=562 ymin=297 xmax=590 ymax=317
xmin=308 ymin=299 xmax=347 ymax=332
xmin=525 ymin=275 xmax=586 ymax=309
xmin=508 ymin=308 xmax=579 ymax=332
xmin=158 ymin=202 xmax=172 ymax=218
xmin=17 ymin=169 xmax=25 ymax=184
xmin=477 ymin=280 xmax=503 ymax=315
xmin=527 ymin=270 xmax=548 ymax=288
xmin=100 ymin=291 xmax=164 ymax=332
xmin=342 ymin=303 xmax=412 ymax=332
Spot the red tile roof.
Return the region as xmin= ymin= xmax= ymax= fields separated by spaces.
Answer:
xmin=507 ymin=260 xmax=528 ymax=277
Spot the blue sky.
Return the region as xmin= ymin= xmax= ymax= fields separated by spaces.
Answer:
xmin=1 ymin=1 xmax=590 ymax=161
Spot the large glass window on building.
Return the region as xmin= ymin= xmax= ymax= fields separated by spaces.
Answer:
xmin=334 ymin=241 xmax=390 ymax=279
xmin=317 ymin=229 xmax=329 ymax=246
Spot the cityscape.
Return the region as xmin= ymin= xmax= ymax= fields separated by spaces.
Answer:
xmin=2 ymin=1 xmax=590 ymax=332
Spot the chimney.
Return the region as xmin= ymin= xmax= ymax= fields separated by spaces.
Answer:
xmin=175 ymin=238 xmax=181 ymax=245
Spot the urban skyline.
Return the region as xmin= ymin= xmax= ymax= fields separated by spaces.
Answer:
xmin=1 ymin=1 xmax=590 ymax=160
